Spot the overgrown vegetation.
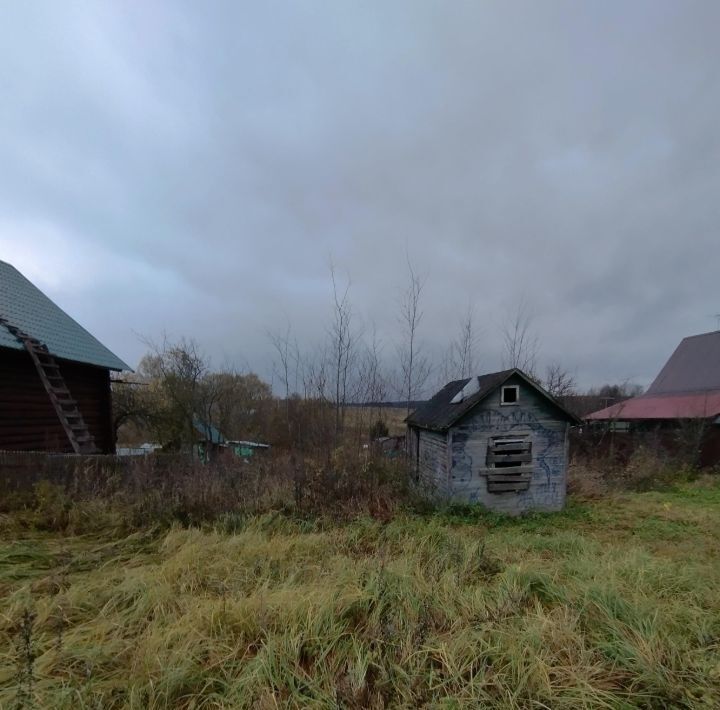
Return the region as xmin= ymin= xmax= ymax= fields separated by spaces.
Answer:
xmin=570 ymin=435 xmax=720 ymax=497
xmin=1 ymin=471 xmax=719 ymax=708
xmin=0 ymin=452 xmax=413 ymax=534
xmin=114 ymin=269 xmax=588 ymax=456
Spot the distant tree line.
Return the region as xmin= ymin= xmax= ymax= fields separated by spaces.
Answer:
xmin=113 ymin=261 xmax=643 ymax=450
xmin=112 ymin=337 xmax=272 ymax=452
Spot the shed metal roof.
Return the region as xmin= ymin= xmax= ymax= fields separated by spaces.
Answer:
xmin=193 ymin=419 xmax=226 ymax=445
xmin=226 ymin=440 xmax=270 ymax=449
xmin=406 ymin=369 xmax=580 ymax=431
xmin=0 ymin=260 xmax=130 ymax=371
xmin=585 ymin=391 xmax=720 ymax=421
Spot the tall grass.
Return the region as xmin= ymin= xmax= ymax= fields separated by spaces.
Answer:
xmin=1 ymin=450 xmax=415 ymax=536
xmin=2 ymin=478 xmax=720 ymax=708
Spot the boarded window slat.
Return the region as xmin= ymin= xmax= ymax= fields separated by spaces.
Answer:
xmin=486 ymin=452 xmax=532 ymax=464
xmin=487 ymin=482 xmax=531 ymax=493
xmin=486 ymin=436 xmax=533 ymax=493
xmin=491 ymin=441 xmax=531 ymax=452
xmin=487 ymin=473 xmax=533 ymax=484
xmin=478 ymin=465 xmax=533 ymax=475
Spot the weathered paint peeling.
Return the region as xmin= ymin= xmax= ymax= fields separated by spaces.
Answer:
xmin=412 ymin=373 xmax=571 ymax=514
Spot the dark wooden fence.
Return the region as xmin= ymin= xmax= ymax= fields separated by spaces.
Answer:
xmin=570 ymin=424 xmax=720 ymax=468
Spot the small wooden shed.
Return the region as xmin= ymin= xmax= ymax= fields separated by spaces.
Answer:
xmin=0 ymin=260 xmax=130 ymax=454
xmin=406 ymin=369 xmax=580 ymax=514
xmin=193 ymin=419 xmax=227 ymax=462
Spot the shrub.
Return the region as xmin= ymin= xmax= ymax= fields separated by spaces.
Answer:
xmin=1 ymin=451 xmax=415 ymax=532
xmin=369 ymin=418 xmax=389 ymax=440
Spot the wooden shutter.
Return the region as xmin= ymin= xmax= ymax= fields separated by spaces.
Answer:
xmin=486 ymin=437 xmax=532 ymax=493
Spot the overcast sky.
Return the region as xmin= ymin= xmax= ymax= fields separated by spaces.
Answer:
xmin=1 ymin=1 xmax=718 ymax=393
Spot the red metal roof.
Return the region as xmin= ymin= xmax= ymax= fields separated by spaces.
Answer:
xmin=586 ymin=391 xmax=720 ymax=421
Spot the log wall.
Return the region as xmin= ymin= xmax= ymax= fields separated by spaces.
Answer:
xmin=0 ymin=347 xmax=115 ymax=453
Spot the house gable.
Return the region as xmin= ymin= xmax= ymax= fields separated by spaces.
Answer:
xmin=447 ymin=375 xmax=570 ymax=514
xmin=407 ymin=369 xmax=579 ymax=432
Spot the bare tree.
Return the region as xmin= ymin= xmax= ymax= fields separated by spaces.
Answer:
xmin=135 ymin=334 xmax=274 ymax=452
xmin=268 ymin=323 xmax=294 ymax=437
xmin=397 ymin=256 xmax=431 ymax=414
xmin=441 ymin=303 xmax=480 ymax=382
xmin=291 ymin=336 xmax=303 ymax=400
xmin=202 ymin=371 xmax=271 ymax=440
xmin=196 ymin=370 xmax=226 ymax=441
xmin=354 ymin=324 xmax=389 ymax=440
xmin=138 ymin=335 xmax=209 ymax=451
xmin=302 ymin=342 xmax=330 ymax=401
xmin=544 ymin=361 xmax=577 ymax=399
xmin=501 ymin=297 xmax=540 ymax=379
xmin=329 ymin=264 xmax=360 ymax=442
xmin=587 ymin=381 xmax=644 ymax=404
xmin=455 ymin=303 xmax=478 ymax=379
xmin=361 ymin=324 xmax=387 ymax=406
xmin=111 ymin=373 xmax=152 ymax=439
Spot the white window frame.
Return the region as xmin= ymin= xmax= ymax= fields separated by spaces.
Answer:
xmin=500 ymin=385 xmax=520 ymax=405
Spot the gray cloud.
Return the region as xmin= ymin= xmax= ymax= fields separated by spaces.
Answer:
xmin=1 ymin=0 xmax=719 ymax=391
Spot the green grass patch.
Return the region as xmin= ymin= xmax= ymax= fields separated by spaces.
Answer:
xmin=1 ymin=479 xmax=719 ymax=708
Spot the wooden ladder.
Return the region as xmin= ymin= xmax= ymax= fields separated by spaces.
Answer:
xmin=0 ymin=316 xmax=99 ymax=454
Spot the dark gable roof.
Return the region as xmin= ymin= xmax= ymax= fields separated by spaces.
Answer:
xmin=646 ymin=330 xmax=720 ymax=395
xmin=406 ymin=368 xmax=580 ymax=431
xmin=0 ymin=260 xmax=130 ymax=371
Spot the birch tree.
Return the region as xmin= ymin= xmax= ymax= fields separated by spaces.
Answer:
xmin=441 ymin=303 xmax=480 ymax=382
xmin=329 ymin=264 xmax=359 ymax=442
xmin=397 ymin=257 xmax=431 ymax=414
xmin=501 ymin=297 xmax=539 ymax=379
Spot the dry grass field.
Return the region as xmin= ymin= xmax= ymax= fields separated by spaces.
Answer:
xmin=1 ymin=476 xmax=719 ymax=708
xmin=344 ymin=406 xmax=409 ymax=438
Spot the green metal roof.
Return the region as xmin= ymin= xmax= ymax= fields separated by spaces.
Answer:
xmin=0 ymin=260 xmax=130 ymax=371
xmin=193 ymin=419 xmax=226 ymax=445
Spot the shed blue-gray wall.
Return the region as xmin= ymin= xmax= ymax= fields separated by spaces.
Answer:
xmin=410 ymin=374 xmax=570 ymax=514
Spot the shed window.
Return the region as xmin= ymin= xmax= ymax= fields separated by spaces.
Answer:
xmin=501 ymin=385 xmax=519 ymax=405
xmin=486 ymin=436 xmax=532 ymax=493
